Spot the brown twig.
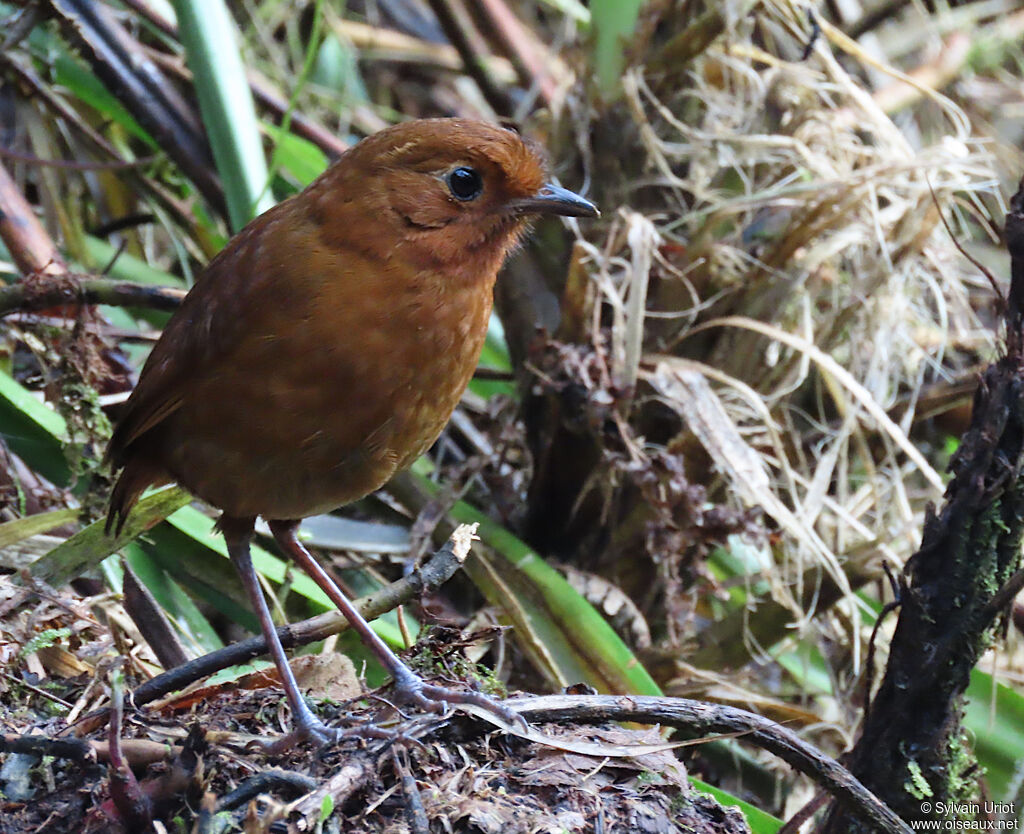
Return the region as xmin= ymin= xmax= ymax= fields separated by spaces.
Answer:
xmin=394 ymin=746 xmax=430 ymax=834
xmin=425 ymin=0 xmax=514 ymax=116
xmin=929 ymin=178 xmax=1004 ymax=306
xmin=0 ymin=278 xmax=186 ymax=318
xmin=121 ymin=558 xmax=190 ymax=671
xmin=246 ymin=69 xmax=351 ymax=158
xmin=979 ymin=565 xmax=1024 ymax=627
xmin=475 ymin=0 xmax=557 ymax=108
xmin=861 ymin=561 xmax=902 ymax=726
xmin=47 ymin=0 xmax=227 ymax=221
xmin=778 ymin=791 xmax=830 ymax=834
xmin=107 ymin=668 xmax=153 ymax=831
xmin=288 ymin=754 xmax=378 ymax=825
xmin=0 ymin=145 xmax=159 ymax=171
xmin=216 ymin=769 xmax=318 ymax=811
xmin=1 ymin=671 xmax=75 ymax=709
xmin=648 ymin=0 xmax=760 ymax=75
xmin=0 ymin=734 xmax=177 ymax=768
xmin=0 ymin=733 xmax=94 ymax=762
xmin=0 ymin=158 xmax=67 ymax=279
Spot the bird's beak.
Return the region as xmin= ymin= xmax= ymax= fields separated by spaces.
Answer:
xmin=510 ymin=183 xmax=599 ymax=218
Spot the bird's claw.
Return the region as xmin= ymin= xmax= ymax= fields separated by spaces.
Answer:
xmin=390 ymin=669 xmax=527 ymax=731
xmin=247 ymin=705 xmax=399 ymax=754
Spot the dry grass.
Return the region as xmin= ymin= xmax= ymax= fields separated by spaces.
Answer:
xmin=555 ymin=0 xmax=1015 ymax=770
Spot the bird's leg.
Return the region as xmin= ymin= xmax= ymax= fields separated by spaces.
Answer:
xmin=221 ymin=516 xmax=393 ymax=749
xmin=269 ymin=519 xmax=525 ymax=729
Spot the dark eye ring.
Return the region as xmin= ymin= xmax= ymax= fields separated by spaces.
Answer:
xmin=446 ymin=166 xmax=483 ymax=201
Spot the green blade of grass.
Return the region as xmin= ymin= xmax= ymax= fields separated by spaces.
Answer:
xmin=590 ymin=0 xmax=644 ymax=99
xmin=0 ymin=507 xmax=80 ymax=548
xmin=173 ymin=0 xmax=274 ymax=229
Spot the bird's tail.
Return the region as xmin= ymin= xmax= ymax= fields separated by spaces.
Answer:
xmin=105 ymin=460 xmax=162 ymax=536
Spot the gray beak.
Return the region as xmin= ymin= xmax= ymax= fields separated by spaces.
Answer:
xmin=511 ymin=182 xmax=599 ymax=218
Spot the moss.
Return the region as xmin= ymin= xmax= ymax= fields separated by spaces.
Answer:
xmin=905 ymin=760 xmax=933 ymax=800
xmin=943 ymin=720 xmax=981 ymax=816
xmin=668 ymin=792 xmax=692 ymax=815
xmin=407 ymin=637 xmax=509 ymax=699
xmin=18 ymin=627 xmax=72 ymax=659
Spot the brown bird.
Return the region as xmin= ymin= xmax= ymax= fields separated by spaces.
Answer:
xmin=106 ymin=118 xmax=597 ymax=743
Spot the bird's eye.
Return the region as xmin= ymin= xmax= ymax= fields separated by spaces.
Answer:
xmin=446 ymin=166 xmax=483 ymax=201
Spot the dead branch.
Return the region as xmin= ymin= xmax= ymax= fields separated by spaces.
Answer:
xmin=507 ymin=694 xmax=912 ymax=834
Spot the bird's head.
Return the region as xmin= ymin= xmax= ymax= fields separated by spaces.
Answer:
xmin=318 ymin=118 xmax=598 ymax=268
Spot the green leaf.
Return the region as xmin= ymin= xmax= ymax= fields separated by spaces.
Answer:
xmin=0 ymin=507 xmax=79 ymax=549
xmin=964 ymin=668 xmax=1024 ymax=800
xmin=29 ymin=487 xmax=192 ymax=586
xmin=590 ymin=0 xmax=644 ymax=98
xmin=319 ymin=794 xmax=334 ymax=824
xmin=0 ymin=369 xmax=70 ymax=486
xmin=773 ymin=641 xmax=834 ymax=697
xmin=81 ymin=236 xmax=185 ymax=287
xmin=52 ymin=53 xmax=156 ymax=147
xmin=263 ymin=123 xmax=329 ymax=187
xmin=312 ymin=33 xmax=367 ymax=102
xmin=469 ymin=318 xmax=515 ymax=399
xmin=465 ymin=530 xmax=660 ymax=695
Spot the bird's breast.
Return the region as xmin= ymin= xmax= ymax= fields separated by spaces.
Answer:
xmin=163 ymin=249 xmax=496 ymax=519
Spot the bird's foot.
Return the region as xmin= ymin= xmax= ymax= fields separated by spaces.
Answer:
xmin=390 ymin=666 xmax=527 ymax=731
xmin=249 ymin=701 xmax=398 ymax=754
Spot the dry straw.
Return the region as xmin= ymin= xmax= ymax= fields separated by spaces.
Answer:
xmin=577 ymin=0 xmax=1001 ymax=666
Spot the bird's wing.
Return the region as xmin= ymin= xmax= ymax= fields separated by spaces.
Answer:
xmin=107 ymin=206 xmax=290 ymax=467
